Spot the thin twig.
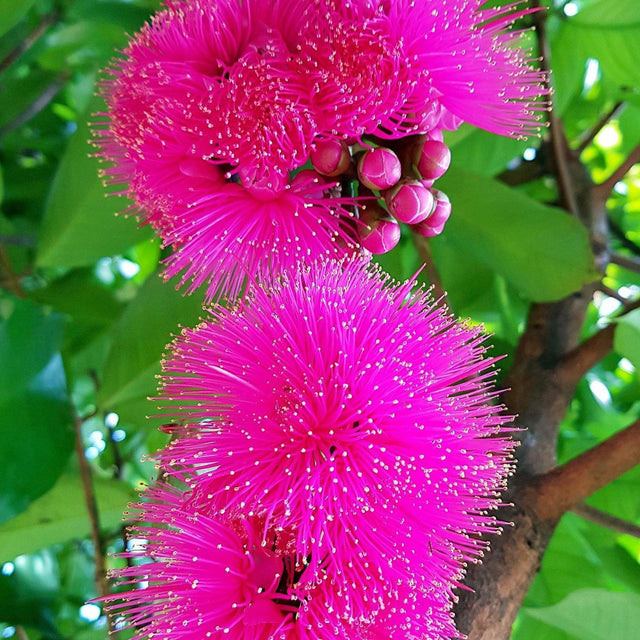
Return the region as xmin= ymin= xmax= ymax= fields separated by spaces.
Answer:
xmin=73 ymin=410 xmax=114 ymax=630
xmin=0 ymin=73 xmax=69 ymax=138
xmin=556 ymin=296 xmax=640 ymax=385
xmin=0 ymin=234 xmax=37 ymax=247
xmin=0 ymin=244 xmax=25 ymax=297
xmin=532 ymin=0 xmax=579 ymax=217
xmin=610 ymin=252 xmax=640 ymax=274
xmin=533 ymin=418 xmax=640 ymax=521
xmin=609 ymin=217 xmax=640 ymax=257
xmin=572 ymin=502 xmax=640 ymax=539
xmin=597 ymin=284 xmax=627 ymax=303
xmin=594 ymin=142 xmax=640 ymax=202
xmin=575 ymin=102 xmax=625 ymax=155
xmin=411 ymin=233 xmax=449 ymax=308
xmin=0 ymin=10 xmax=61 ymax=75
xmin=15 ymin=627 xmax=29 ymax=640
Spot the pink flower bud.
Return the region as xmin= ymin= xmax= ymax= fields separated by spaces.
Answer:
xmin=384 ymin=179 xmax=434 ymax=225
xmin=358 ymin=207 xmax=401 ymax=254
xmin=310 ymin=139 xmax=351 ymax=177
xmin=290 ymin=169 xmax=328 ymax=199
xmin=427 ymin=128 xmax=444 ymax=143
xmin=416 ymin=140 xmax=451 ymax=180
xmin=413 ymin=189 xmax=451 ymax=237
xmin=357 ymin=147 xmax=402 ymax=191
xmin=239 ymin=165 xmax=288 ymax=201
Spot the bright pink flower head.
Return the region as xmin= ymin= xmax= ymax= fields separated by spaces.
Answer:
xmin=96 ymin=0 xmax=359 ymax=301
xmin=158 ymin=257 xmax=513 ymax=632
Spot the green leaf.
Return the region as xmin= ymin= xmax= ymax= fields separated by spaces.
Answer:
xmin=0 ymin=298 xmax=74 ymax=524
xmin=449 ymin=128 xmax=531 ymax=177
xmin=525 ymin=589 xmax=640 ymax=639
xmin=562 ymin=2 xmax=640 ymax=89
xmin=36 ymin=96 xmax=152 ymax=269
xmin=0 ymin=0 xmax=37 ymax=38
xmin=613 ymin=308 xmax=640 ymax=371
xmin=0 ymin=473 xmax=134 ymax=563
xmin=435 ymin=167 xmax=599 ymax=301
xmin=97 ymin=271 xmax=205 ymax=423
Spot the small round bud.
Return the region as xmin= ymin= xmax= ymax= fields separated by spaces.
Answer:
xmin=426 ymin=128 xmax=444 ymax=143
xmin=310 ymin=139 xmax=351 ymax=177
xmin=359 ymin=217 xmax=401 ymax=254
xmin=416 ymin=140 xmax=451 ymax=180
xmin=384 ymin=179 xmax=435 ymax=225
xmin=239 ymin=165 xmax=288 ymax=200
xmin=290 ymin=169 xmax=328 ymax=199
xmin=413 ymin=189 xmax=451 ymax=237
xmin=357 ymin=147 xmax=402 ymax=191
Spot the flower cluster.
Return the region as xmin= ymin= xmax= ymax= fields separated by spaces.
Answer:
xmin=96 ymin=0 xmax=546 ymax=301
xmin=104 ymin=258 xmax=514 ymax=640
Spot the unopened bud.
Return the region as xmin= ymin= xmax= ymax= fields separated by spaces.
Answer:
xmin=413 ymin=189 xmax=451 ymax=237
xmin=416 ymin=140 xmax=451 ymax=180
xmin=426 ymin=128 xmax=444 ymax=143
xmin=384 ymin=179 xmax=434 ymax=225
xmin=359 ymin=217 xmax=401 ymax=254
xmin=357 ymin=147 xmax=402 ymax=191
xmin=310 ymin=139 xmax=351 ymax=177
xmin=290 ymin=169 xmax=328 ymax=199
xmin=239 ymin=165 xmax=288 ymax=200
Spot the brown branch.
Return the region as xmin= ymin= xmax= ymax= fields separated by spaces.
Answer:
xmin=532 ymin=0 xmax=579 ymax=217
xmin=0 ymin=10 xmax=61 ymax=75
xmin=609 ymin=217 xmax=640 ymax=257
xmin=73 ymin=410 xmax=114 ymax=630
xmin=594 ymin=142 xmax=640 ymax=201
xmin=0 ymin=244 xmax=25 ymax=297
xmin=411 ymin=233 xmax=449 ymax=308
xmin=572 ymin=502 xmax=640 ymax=539
xmin=575 ymin=102 xmax=625 ymax=155
xmin=597 ymin=284 xmax=627 ymax=303
xmin=556 ymin=296 xmax=640 ymax=385
xmin=534 ymin=418 xmax=640 ymax=521
xmin=15 ymin=627 xmax=29 ymax=640
xmin=611 ymin=252 xmax=640 ymax=274
xmin=0 ymin=73 xmax=69 ymax=138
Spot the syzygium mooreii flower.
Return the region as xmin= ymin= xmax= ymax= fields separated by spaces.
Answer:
xmin=157 ymin=257 xmax=513 ymax=634
xmin=96 ymin=0 xmax=358 ymax=300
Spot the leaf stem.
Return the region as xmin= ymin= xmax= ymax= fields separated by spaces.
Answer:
xmin=572 ymin=502 xmax=640 ymax=539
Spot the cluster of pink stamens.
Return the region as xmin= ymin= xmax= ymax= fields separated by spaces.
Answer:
xmin=103 ymin=258 xmax=514 ymax=640
xmin=96 ymin=0 xmax=547 ymax=301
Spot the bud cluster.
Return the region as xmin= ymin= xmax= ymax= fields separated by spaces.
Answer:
xmin=308 ymin=131 xmax=453 ymax=255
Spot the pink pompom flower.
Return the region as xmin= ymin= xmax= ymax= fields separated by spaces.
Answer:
xmin=155 ymin=256 xmax=513 ymax=635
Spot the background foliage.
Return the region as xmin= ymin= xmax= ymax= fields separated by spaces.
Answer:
xmin=0 ymin=0 xmax=639 ymax=638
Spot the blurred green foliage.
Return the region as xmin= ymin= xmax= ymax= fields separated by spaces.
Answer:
xmin=0 ymin=0 xmax=639 ymax=638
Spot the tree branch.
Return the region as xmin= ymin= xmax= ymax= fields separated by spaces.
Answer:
xmin=572 ymin=502 xmax=640 ymax=539
xmin=532 ymin=0 xmax=579 ymax=217
xmin=0 ymin=10 xmax=61 ymax=75
xmin=575 ymin=102 xmax=625 ymax=155
xmin=73 ymin=410 xmax=113 ymax=629
xmin=0 ymin=73 xmax=69 ymax=138
xmin=556 ymin=296 xmax=640 ymax=386
xmin=534 ymin=418 xmax=640 ymax=521
xmin=609 ymin=217 xmax=640 ymax=257
xmin=411 ymin=233 xmax=449 ymax=308
xmin=594 ymin=142 xmax=640 ymax=201
xmin=0 ymin=244 xmax=25 ymax=297
xmin=611 ymin=252 xmax=640 ymax=274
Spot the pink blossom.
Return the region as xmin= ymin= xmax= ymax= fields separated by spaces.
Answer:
xmin=157 ymin=257 xmax=513 ymax=634
xmin=96 ymin=0 xmax=547 ymax=297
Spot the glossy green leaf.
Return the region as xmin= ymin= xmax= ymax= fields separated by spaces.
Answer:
xmin=36 ymin=96 xmax=152 ymax=269
xmin=563 ymin=2 xmax=640 ymax=89
xmin=435 ymin=167 xmax=599 ymax=301
xmin=97 ymin=271 xmax=205 ymax=421
xmin=0 ymin=473 xmax=134 ymax=563
xmin=613 ymin=308 xmax=640 ymax=371
xmin=525 ymin=589 xmax=640 ymax=639
xmin=0 ymin=298 xmax=73 ymax=524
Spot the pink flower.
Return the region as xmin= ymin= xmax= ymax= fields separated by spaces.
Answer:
xmin=157 ymin=256 xmax=513 ymax=635
xmin=97 ymin=0 xmax=547 ymax=294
